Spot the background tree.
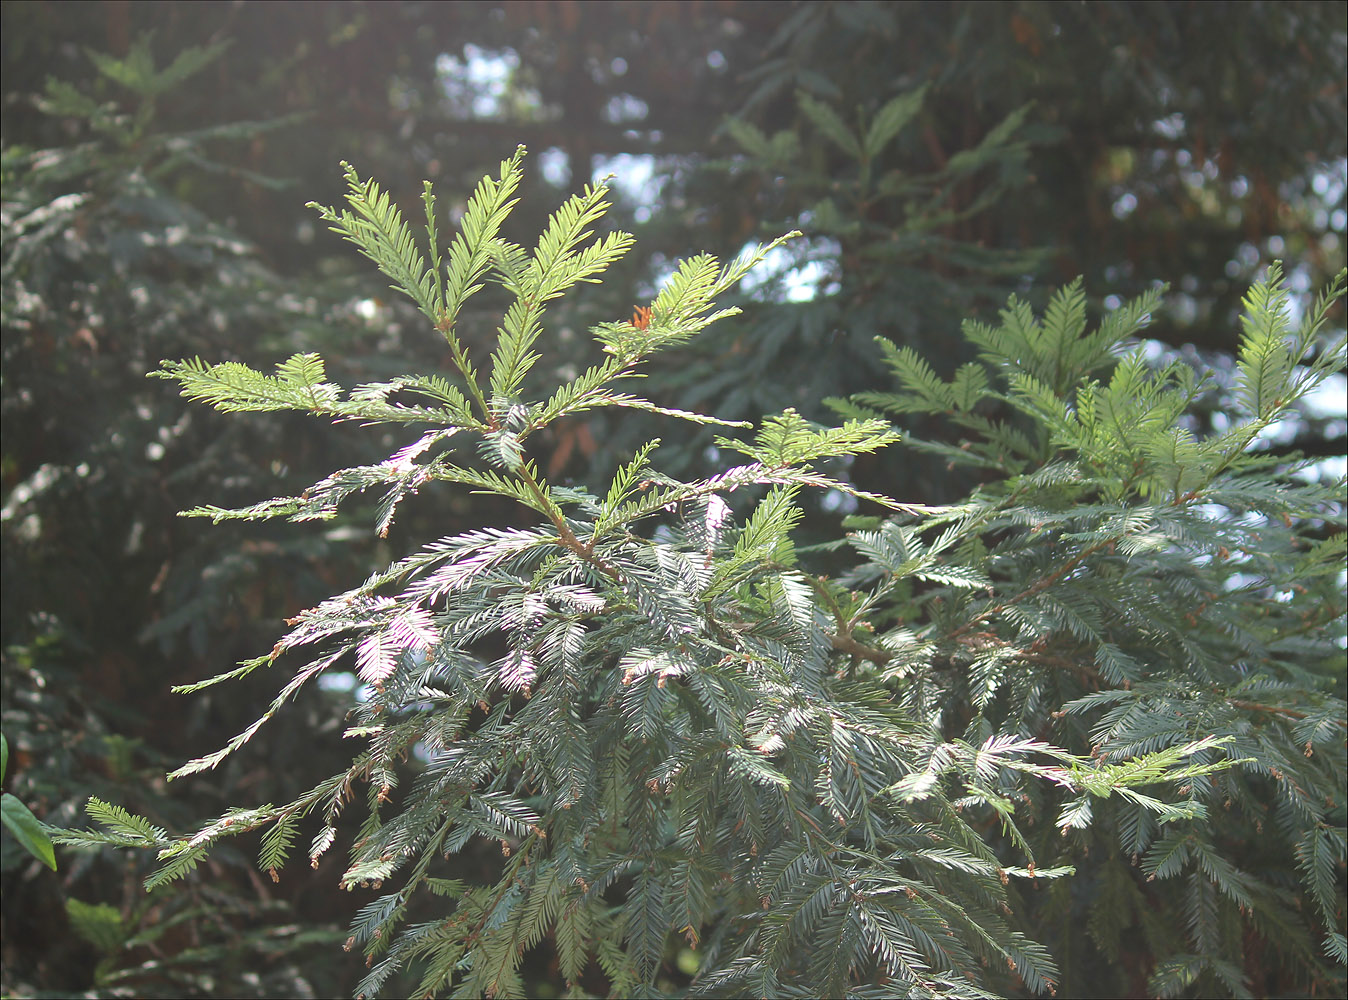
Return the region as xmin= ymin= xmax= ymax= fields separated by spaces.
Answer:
xmin=1 ymin=35 xmax=381 ymax=996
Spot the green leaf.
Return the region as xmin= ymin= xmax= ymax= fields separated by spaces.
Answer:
xmin=717 ymin=408 xmax=899 ymax=465
xmin=862 ymin=84 xmax=928 ymax=159
xmin=797 ymin=91 xmax=862 ymax=159
xmin=259 ymin=814 xmax=299 ymax=876
xmin=65 ymin=897 xmax=125 ymax=954
xmin=153 ymin=354 xmax=342 ymax=415
xmin=2 ymin=792 xmax=57 ymax=871
xmin=723 ymin=117 xmax=775 ymax=159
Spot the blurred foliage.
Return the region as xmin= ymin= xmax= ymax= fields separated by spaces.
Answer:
xmin=2 ymin=1 xmax=1344 ymax=996
xmin=1 ymin=31 xmax=374 ymax=998
xmin=640 ymin=0 xmax=1347 ymax=504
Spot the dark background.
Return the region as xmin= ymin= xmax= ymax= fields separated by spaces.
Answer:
xmin=3 ymin=2 xmax=1344 ymax=995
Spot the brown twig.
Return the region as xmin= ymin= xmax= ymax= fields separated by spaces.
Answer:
xmin=1228 ymin=700 xmax=1347 ymax=728
xmin=948 ymin=538 xmax=1115 ymax=641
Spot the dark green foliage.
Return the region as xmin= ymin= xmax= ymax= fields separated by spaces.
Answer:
xmin=629 ymin=0 xmax=1346 ymax=505
xmin=663 ymin=70 xmax=1045 ymax=434
xmin=76 ymin=153 xmax=1343 ymax=999
xmin=1 ymin=35 xmax=367 ymax=998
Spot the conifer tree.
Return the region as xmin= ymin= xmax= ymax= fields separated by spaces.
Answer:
xmin=57 ymin=150 xmax=1345 ymax=998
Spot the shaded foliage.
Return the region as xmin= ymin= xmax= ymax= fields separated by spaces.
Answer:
xmin=1 ymin=34 xmax=374 ymax=998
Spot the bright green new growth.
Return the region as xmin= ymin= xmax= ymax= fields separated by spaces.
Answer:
xmin=60 ymin=150 xmax=1345 ymax=999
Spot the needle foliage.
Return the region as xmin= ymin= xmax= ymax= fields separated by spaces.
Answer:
xmin=58 ymin=150 xmax=1346 ymax=998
